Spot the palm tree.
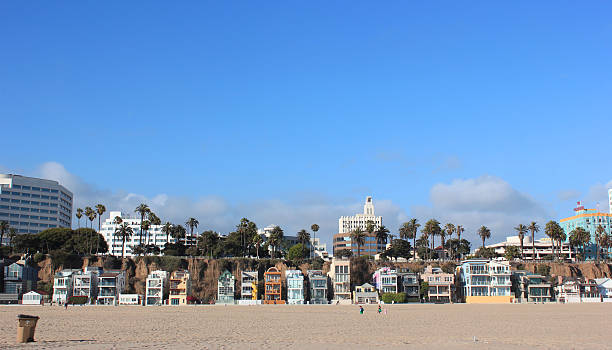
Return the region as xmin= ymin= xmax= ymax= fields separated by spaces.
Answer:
xmin=310 ymin=224 xmax=319 ymax=258
xmin=8 ymin=228 xmax=17 ymax=253
xmin=114 ymin=222 xmax=133 ymax=259
xmin=84 ymin=207 xmax=95 ymax=254
xmin=185 ymin=217 xmax=199 ymax=245
xmin=514 ymin=224 xmax=528 ymax=261
xmin=162 ymin=222 xmax=173 ymax=244
xmin=545 ymin=221 xmax=563 ymax=260
xmin=442 ymin=223 xmax=455 ymax=261
xmin=350 ymin=227 xmax=367 ymax=257
xmin=252 ymin=234 xmax=263 ymax=259
xmin=148 ymin=212 xmax=161 ymax=246
xmin=422 ymin=219 xmax=441 ymax=260
xmin=595 ymin=225 xmax=605 ymax=262
xmin=375 ymin=225 xmax=390 ymax=253
xmin=140 ymin=220 xmax=150 ymax=255
xmin=134 ymin=204 xmax=150 ymax=246
xmin=401 ymin=219 xmax=420 ymax=261
xmin=95 ymin=204 xmax=106 ymax=254
xmin=477 ymin=226 xmax=491 ymax=250
xmin=76 ymin=208 xmax=83 ymax=229
xmin=297 ymin=229 xmax=311 ymax=258
xmin=172 ymin=225 xmax=187 ymax=246
xmin=0 ymin=220 xmax=9 ymax=248
xmin=269 ymin=225 xmax=284 ymax=257
xmin=528 ymin=221 xmax=540 ymax=261
xmin=456 ymin=225 xmax=464 ymax=241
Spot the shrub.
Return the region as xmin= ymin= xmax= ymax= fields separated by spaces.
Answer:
xmin=536 ymin=264 xmax=551 ymax=276
xmin=381 ymin=292 xmax=407 ymax=304
xmin=33 ymin=252 xmax=46 ymax=263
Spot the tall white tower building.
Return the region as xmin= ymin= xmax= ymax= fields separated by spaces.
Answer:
xmin=338 ymin=196 xmax=382 ymax=234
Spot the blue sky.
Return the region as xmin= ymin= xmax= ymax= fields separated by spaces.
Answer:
xmin=1 ymin=2 xmax=611 ymax=248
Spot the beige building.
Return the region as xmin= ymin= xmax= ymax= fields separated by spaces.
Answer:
xmin=328 ymin=258 xmax=351 ymax=304
xmin=169 ymin=270 xmax=191 ymax=305
xmin=421 ymin=266 xmax=454 ymax=303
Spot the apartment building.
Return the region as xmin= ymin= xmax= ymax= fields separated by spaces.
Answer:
xmin=145 ymin=270 xmax=169 ymax=305
xmin=217 ymin=270 xmax=235 ymax=305
xmin=286 ymin=270 xmax=305 ymax=304
xmin=97 ymin=271 xmax=126 ymax=305
xmin=458 ymin=258 xmax=513 ymax=303
xmin=421 ymin=266 xmax=454 ymax=303
xmin=169 ymin=270 xmax=191 ymax=305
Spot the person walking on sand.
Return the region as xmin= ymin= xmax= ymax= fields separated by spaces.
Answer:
xmin=378 ymin=304 xmax=382 ymax=314
xmin=359 ymin=305 xmax=364 ymax=314
xmin=65 ymin=301 xmax=68 ymax=310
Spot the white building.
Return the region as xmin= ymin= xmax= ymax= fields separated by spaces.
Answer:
xmin=100 ymin=211 xmax=175 ymax=257
xmin=240 ymin=271 xmax=258 ymax=300
xmin=0 ymin=174 xmax=73 ymax=234
xmin=338 ymin=196 xmax=382 ymax=234
xmin=52 ymin=269 xmax=78 ymax=304
xmin=97 ymin=271 xmax=126 ymax=305
xmin=595 ymin=278 xmax=612 ymax=299
xmin=286 ymin=270 xmax=305 ymax=304
xmin=146 ymin=270 xmax=169 ymax=305
xmin=487 ymin=235 xmax=574 ymax=261
xmin=372 ymin=267 xmax=398 ymax=294
xmin=22 ymin=291 xmax=44 ymax=305
xmin=73 ymin=268 xmax=101 ymax=304
xmin=310 ymin=237 xmax=329 ymax=259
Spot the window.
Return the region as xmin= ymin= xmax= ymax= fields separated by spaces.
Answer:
xmin=32 ymin=187 xmax=40 ymax=191
xmin=22 ymin=186 xmax=31 ymax=190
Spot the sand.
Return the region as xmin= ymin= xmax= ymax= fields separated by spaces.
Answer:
xmin=1 ymin=303 xmax=611 ymax=349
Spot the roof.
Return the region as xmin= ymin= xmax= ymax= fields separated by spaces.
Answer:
xmin=360 ymin=283 xmax=375 ymax=288
xmin=100 ymin=272 xmax=120 ymax=277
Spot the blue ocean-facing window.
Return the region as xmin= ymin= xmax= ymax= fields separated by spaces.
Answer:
xmin=31 ymin=194 xmax=40 ymax=198
xmin=42 ymin=188 xmax=50 ymax=192
xmin=22 ymin=186 xmax=31 ymax=190
xmin=10 ymin=214 xmax=19 ymax=218
xmin=20 ymin=214 xmax=29 ymax=218
xmin=0 ymin=213 xmax=7 ymax=217
xmin=0 ymin=205 xmax=8 ymax=209
xmin=1 ymin=198 xmax=9 ymax=202
xmin=13 ymin=185 xmax=22 ymax=189
xmin=41 ymin=195 xmax=49 ymax=199
xmin=32 ymin=187 xmax=40 ymax=191
xmin=51 ymin=189 xmax=58 ymax=193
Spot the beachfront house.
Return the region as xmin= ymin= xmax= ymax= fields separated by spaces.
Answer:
xmin=73 ymin=268 xmax=101 ymax=304
xmin=286 ymin=270 xmax=305 ymax=304
xmin=307 ymin=270 xmax=328 ymax=304
xmin=457 ymin=258 xmax=513 ymax=303
xmin=556 ymin=277 xmax=601 ymax=303
xmin=421 ymin=266 xmax=454 ymax=303
xmin=595 ymin=278 xmax=612 ymax=300
xmin=3 ymin=260 xmax=38 ymax=297
xmin=264 ymin=267 xmax=284 ymax=304
xmin=52 ymin=269 xmax=78 ymax=304
xmin=169 ymin=270 xmax=191 ymax=305
xmin=328 ymin=258 xmax=351 ymax=304
xmin=373 ymin=267 xmax=398 ymax=294
xmin=97 ymin=271 xmax=126 ymax=305
xmin=145 ymin=270 xmax=169 ymax=305
xmin=398 ymin=269 xmax=420 ymax=302
xmin=217 ymin=270 xmax=235 ymax=305
xmin=353 ymin=283 xmax=379 ymax=304
xmin=119 ymin=294 xmax=143 ymax=305
xmin=512 ymin=272 xmax=552 ymax=303
xmin=241 ymin=271 xmax=258 ymax=300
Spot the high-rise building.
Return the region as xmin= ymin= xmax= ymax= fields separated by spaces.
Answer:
xmin=333 ymin=196 xmax=384 ymax=257
xmin=0 ymin=174 xmax=73 ymax=234
xmin=560 ymin=201 xmax=612 ymax=260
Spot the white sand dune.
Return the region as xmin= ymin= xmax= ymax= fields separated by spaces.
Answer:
xmin=1 ymin=303 xmax=611 ymax=349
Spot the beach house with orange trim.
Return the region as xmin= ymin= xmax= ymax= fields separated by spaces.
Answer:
xmin=264 ymin=267 xmax=284 ymax=304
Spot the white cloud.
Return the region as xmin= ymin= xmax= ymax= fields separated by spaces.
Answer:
xmin=411 ymin=175 xmax=549 ymax=248
xmin=557 ymin=189 xmax=581 ymax=202
xmin=584 ymin=179 xmax=612 ymax=209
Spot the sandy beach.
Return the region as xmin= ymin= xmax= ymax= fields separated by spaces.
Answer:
xmin=1 ymin=303 xmax=611 ymax=349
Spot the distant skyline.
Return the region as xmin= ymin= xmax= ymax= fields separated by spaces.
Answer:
xmin=1 ymin=2 xmax=611 ymax=249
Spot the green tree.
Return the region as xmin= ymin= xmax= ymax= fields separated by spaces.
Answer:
xmin=162 ymin=222 xmax=173 ymax=244
xmin=595 ymin=224 xmax=604 ymax=262
xmin=441 ymin=223 xmax=455 ymax=261
xmin=445 ymin=238 xmax=471 ymax=260
xmin=310 ymin=223 xmax=319 ymax=258
xmin=477 ymin=225 xmax=491 ymax=250
xmin=375 ymin=225 xmax=390 ymax=252
xmin=350 ymin=227 xmax=366 ymax=257
xmin=171 ymin=225 xmax=187 ymax=246
xmin=569 ymin=227 xmax=588 ymax=261
xmin=545 ymin=221 xmax=564 ymax=260
xmin=252 ymin=233 xmax=263 ymax=259
xmin=85 ymin=206 xmax=97 ymax=255
xmin=514 ymin=224 xmax=528 ymax=260
xmin=287 ymin=243 xmax=307 ymax=261
xmin=401 ymin=219 xmax=420 ymax=261
xmin=185 ymin=217 xmax=199 ymax=245
xmin=456 ymin=225 xmax=464 ymax=241
xmin=0 ymin=220 xmax=8 ymax=249
xmin=269 ymin=225 xmax=284 ymax=258
xmin=76 ymin=208 xmax=83 ymax=229
xmin=504 ymin=245 xmax=520 ymax=260
xmin=134 ymin=203 xmax=150 ymax=246
xmin=422 ymin=219 xmax=441 ymax=260
xmin=528 ymin=221 xmax=540 ymax=261
xmin=336 ymin=248 xmax=353 ymax=258
xmin=475 ymin=247 xmax=498 ymax=259
xmin=8 ymin=228 xmax=17 ymax=253
xmin=114 ymin=222 xmax=133 ymax=259
xmin=384 ymin=239 xmax=411 ymax=261
xmin=365 ymin=220 xmax=376 ymax=234
xmin=297 ymin=229 xmax=310 ymax=258
xmin=95 ymin=204 xmax=106 ymax=254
